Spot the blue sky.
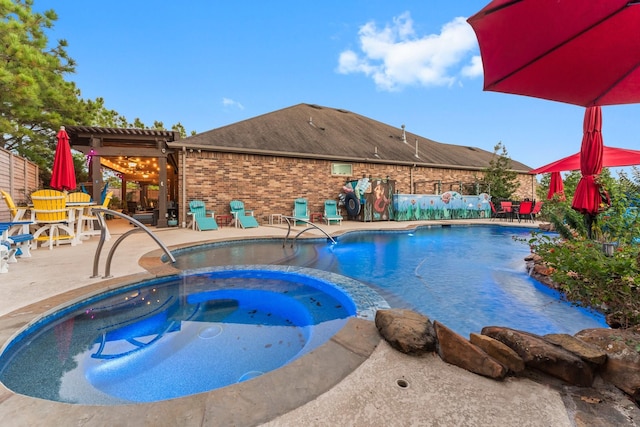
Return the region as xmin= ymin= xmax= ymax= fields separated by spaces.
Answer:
xmin=37 ymin=0 xmax=640 ymax=171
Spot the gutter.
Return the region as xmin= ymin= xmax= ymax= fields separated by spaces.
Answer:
xmin=166 ymin=142 xmax=530 ymax=174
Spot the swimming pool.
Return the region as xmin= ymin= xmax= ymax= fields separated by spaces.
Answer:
xmin=0 ymin=266 xmax=388 ymax=404
xmin=172 ymin=225 xmax=608 ymax=336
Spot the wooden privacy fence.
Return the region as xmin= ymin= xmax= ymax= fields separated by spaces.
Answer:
xmin=0 ymin=146 xmax=40 ymax=222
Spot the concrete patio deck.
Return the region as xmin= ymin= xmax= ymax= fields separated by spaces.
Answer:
xmin=0 ymin=217 xmax=632 ymax=426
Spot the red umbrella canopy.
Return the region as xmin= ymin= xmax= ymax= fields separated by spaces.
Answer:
xmin=469 ymin=0 xmax=640 ymax=222
xmin=530 ymin=146 xmax=640 ymax=175
xmin=50 ymin=126 xmax=77 ymax=191
xmin=467 ymin=0 xmax=640 ymax=107
xmin=547 ymin=172 xmax=565 ymax=201
xmin=571 ymin=107 xmax=604 ymax=214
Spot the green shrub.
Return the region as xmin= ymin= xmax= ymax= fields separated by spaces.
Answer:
xmin=528 ymin=232 xmax=640 ymax=328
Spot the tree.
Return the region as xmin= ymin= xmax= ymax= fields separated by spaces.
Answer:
xmin=0 ymin=0 xmax=91 ymax=165
xmin=482 ymin=142 xmax=519 ymax=200
xmin=1 ymin=0 xmax=194 ymax=185
xmin=86 ymin=97 xmax=194 ymax=138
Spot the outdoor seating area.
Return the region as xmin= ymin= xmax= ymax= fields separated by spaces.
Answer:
xmin=490 ymin=200 xmax=543 ymax=223
xmin=0 ymin=186 xmax=117 ymax=271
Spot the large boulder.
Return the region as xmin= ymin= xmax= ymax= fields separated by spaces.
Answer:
xmin=470 ymin=332 xmax=525 ymax=374
xmin=482 ymin=326 xmax=594 ymax=387
xmin=435 ymin=322 xmax=506 ymax=380
xmin=575 ymin=328 xmax=640 ymax=403
xmin=375 ymin=309 xmax=436 ymax=355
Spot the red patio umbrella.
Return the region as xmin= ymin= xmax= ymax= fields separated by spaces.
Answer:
xmin=530 ymin=146 xmax=640 ymax=175
xmin=468 ymin=0 xmax=640 ymax=227
xmin=467 ymin=0 xmax=640 ymax=107
xmin=571 ymin=106 xmax=604 ymax=214
xmin=547 ymin=172 xmax=565 ymax=201
xmin=50 ymin=126 xmax=77 ymax=191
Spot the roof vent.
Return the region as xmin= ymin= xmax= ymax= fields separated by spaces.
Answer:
xmin=374 ymin=146 xmax=380 ymax=158
xmin=401 ymin=124 xmax=407 ymax=144
xmin=415 ymin=139 xmax=420 ymax=158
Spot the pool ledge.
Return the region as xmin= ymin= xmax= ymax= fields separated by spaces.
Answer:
xmin=0 ymin=301 xmax=379 ymax=426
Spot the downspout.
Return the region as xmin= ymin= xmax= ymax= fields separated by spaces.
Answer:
xmin=182 ymin=146 xmax=187 ymax=228
xmin=410 ymin=164 xmax=416 ymax=194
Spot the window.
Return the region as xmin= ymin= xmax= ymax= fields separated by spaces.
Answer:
xmin=331 ymin=163 xmax=352 ymax=176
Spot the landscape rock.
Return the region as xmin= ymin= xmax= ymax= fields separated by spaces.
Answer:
xmin=470 ymin=332 xmax=525 ymax=374
xmin=375 ymin=309 xmax=436 ymax=355
xmin=575 ymin=328 xmax=640 ymax=403
xmin=544 ymin=333 xmax=607 ymax=366
xmin=435 ymin=322 xmax=506 ymax=380
xmin=482 ymin=326 xmax=594 ymax=387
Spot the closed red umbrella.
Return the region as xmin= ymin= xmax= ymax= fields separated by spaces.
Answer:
xmin=547 ymin=172 xmax=565 ymax=201
xmin=571 ymin=107 xmax=604 ymax=214
xmin=50 ymin=126 xmax=77 ymax=191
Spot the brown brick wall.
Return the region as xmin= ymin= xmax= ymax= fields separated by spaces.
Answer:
xmin=176 ymin=151 xmax=536 ymax=225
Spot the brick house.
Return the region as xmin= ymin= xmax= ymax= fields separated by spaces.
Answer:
xmin=167 ymin=103 xmax=533 ymax=226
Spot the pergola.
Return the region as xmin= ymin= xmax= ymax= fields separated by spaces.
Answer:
xmin=65 ymin=126 xmax=180 ymax=227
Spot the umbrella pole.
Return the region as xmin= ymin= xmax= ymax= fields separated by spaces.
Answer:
xmin=585 ymin=213 xmax=596 ymax=239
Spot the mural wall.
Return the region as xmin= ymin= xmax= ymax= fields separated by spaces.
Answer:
xmin=393 ymin=192 xmax=491 ymax=221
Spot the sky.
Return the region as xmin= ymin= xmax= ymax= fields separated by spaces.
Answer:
xmin=36 ymin=0 xmax=640 ymax=172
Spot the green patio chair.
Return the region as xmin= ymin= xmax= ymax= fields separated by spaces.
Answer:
xmin=292 ymin=198 xmax=309 ymax=224
xmin=323 ymin=200 xmax=343 ymax=225
xmin=189 ymin=200 xmax=218 ymax=231
xmin=229 ymin=200 xmax=259 ymax=228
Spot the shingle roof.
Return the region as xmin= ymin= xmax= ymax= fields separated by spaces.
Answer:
xmin=167 ymin=103 xmax=531 ymax=171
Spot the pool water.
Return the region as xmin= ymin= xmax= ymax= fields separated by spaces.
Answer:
xmin=0 ymin=268 xmax=381 ymax=404
xmin=173 ymin=225 xmax=608 ymax=336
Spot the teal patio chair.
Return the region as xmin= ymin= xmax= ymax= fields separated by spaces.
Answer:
xmin=229 ymin=200 xmax=259 ymax=228
xmin=292 ymin=198 xmax=309 ymax=224
xmin=189 ymin=200 xmax=218 ymax=231
xmin=323 ymin=200 xmax=343 ymax=225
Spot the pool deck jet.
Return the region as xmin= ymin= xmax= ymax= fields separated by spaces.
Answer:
xmin=0 ymin=218 xmax=637 ymax=426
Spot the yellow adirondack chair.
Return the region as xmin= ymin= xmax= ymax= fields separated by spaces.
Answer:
xmin=78 ymin=191 xmax=113 ymax=240
xmin=31 ymin=189 xmax=76 ymax=250
xmin=66 ymin=192 xmax=92 ymax=204
xmin=1 ymin=189 xmax=29 ymax=223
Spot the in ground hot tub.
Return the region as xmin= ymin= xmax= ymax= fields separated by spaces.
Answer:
xmin=0 ymin=266 xmax=388 ymax=404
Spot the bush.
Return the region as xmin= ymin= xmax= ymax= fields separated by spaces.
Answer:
xmin=528 ymin=232 xmax=640 ymax=328
xmin=526 ymin=168 xmax=640 ymax=328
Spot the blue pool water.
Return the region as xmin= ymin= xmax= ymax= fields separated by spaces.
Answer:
xmin=173 ymin=225 xmax=608 ymax=336
xmin=0 ymin=267 xmax=386 ymax=404
xmin=0 ymin=225 xmax=607 ymax=405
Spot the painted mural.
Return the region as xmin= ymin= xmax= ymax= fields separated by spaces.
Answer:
xmin=393 ymin=192 xmax=491 ymax=221
xmin=341 ymin=178 xmax=395 ymax=222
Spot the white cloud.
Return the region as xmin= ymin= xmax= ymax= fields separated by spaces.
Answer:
xmin=222 ymin=98 xmax=244 ymax=110
xmin=337 ymin=12 xmax=480 ymax=91
xmin=461 ymin=55 xmax=483 ymax=78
